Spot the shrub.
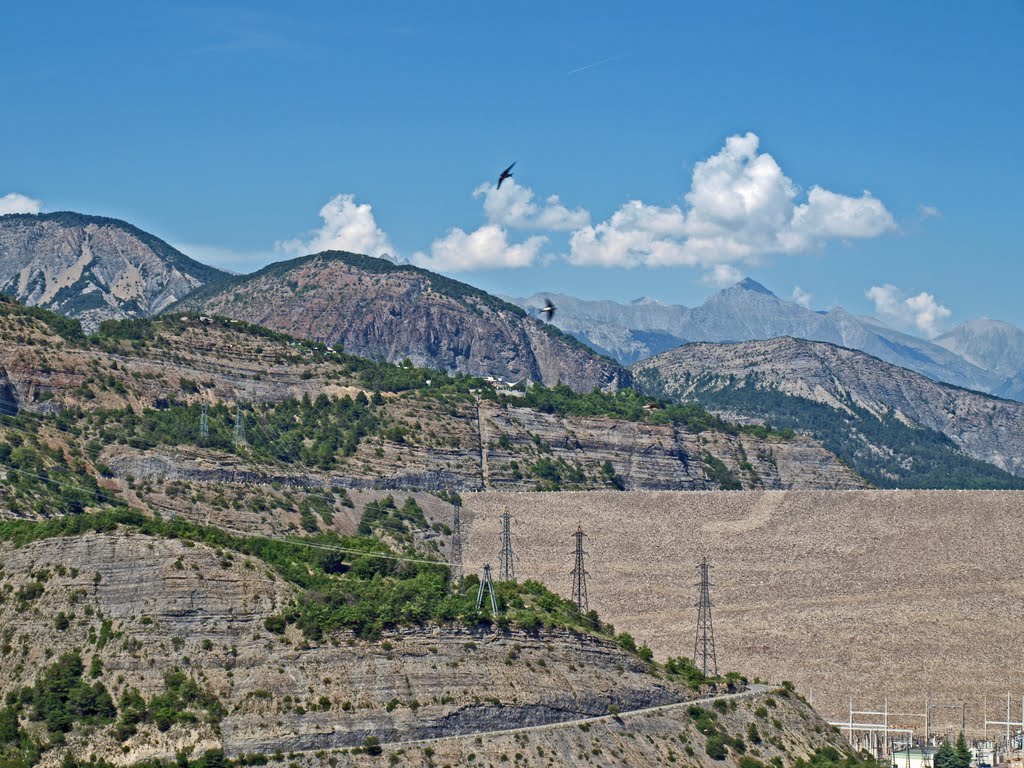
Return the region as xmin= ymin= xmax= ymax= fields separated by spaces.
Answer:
xmin=705 ymin=734 xmax=728 ymax=760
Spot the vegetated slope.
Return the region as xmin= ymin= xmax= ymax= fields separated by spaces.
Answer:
xmin=0 ymin=522 xmax=863 ymax=768
xmin=173 ymin=251 xmax=629 ymax=393
xmin=0 ymin=212 xmax=226 ymax=330
xmin=465 ymin=489 xmax=1024 ymax=743
xmin=633 ymin=336 xmax=1024 ymax=488
xmin=0 ymin=301 xmax=863 ymax=542
xmin=0 ymin=512 xmax=717 ymax=765
xmin=512 ymin=279 xmax=1011 ymax=397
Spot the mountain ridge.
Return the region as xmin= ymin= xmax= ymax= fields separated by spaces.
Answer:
xmin=511 ymin=280 xmax=1022 ymax=397
xmin=173 ymin=250 xmax=630 ymax=393
xmin=0 ymin=211 xmax=227 ymax=330
xmin=632 ymin=335 xmax=1024 ymax=486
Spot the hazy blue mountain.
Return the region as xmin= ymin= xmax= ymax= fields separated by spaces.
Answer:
xmin=936 ymin=319 xmax=1024 ymax=384
xmin=510 ymin=279 xmax=1013 ymax=398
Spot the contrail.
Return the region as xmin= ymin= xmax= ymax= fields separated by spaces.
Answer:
xmin=567 ymin=56 xmax=618 ymax=76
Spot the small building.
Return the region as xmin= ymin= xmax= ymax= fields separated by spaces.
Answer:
xmin=891 ymin=747 xmax=937 ymax=768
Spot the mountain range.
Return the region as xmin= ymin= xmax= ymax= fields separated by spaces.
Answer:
xmin=0 ymin=213 xmax=626 ymax=393
xmin=511 ymin=280 xmax=1024 ymax=401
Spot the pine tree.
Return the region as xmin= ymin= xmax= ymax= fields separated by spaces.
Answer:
xmin=955 ymin=732 xmax=972 ymax=768
xmin=935 ymin=741 xmax=959 ymax=768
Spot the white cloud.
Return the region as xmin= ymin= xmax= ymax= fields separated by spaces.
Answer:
xmin=275 ymin=193 xmax=396 ymax=261
xmin=703 ymin=264 xmax=745 ymax=287
xmin=411 ymin=224 xmax=547 ymax=272
xmin=791 ymin=286 xmax=813 ymax=308
xmin=568 ymin=200 xmax=688 ymax=267
xmin=0 ymin=193 xmax=42 ymax=215
xmin=568 ymin=132 xmax=897 ymax=269
xmin=866 ymin=283 xmax=951 ymax=338
xmin=473 ymin=179 xmax=589 ymax=231
xmin=918 ymin=204 xmax=942 ymax=220
xmin=781 ymin=186 xmax=896 ymax=251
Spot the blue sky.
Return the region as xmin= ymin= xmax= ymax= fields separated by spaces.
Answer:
xmin=2 ymin=1 xmax=1022 ymax=336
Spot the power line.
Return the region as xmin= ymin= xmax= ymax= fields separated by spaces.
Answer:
xmin=694 ymin=554 xmax=718 ymax=677
xmin=570 ymin=522 xmax=589 ymax=613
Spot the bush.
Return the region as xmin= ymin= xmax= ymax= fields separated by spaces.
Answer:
xmin=705 ymin=734 xmax=728 ymax=760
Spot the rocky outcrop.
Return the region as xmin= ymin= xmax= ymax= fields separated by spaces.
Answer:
xmin=175 ymin=251 xmax=628 ymax=393
xmin=0 ymin=211 xmax=225 ymax=330
xmin=479 ymin=401 xmax=865 ymax=491
xmin=634 ymin=336 xmax=1024 ymax=477
xmin=0 ymin=365 xmax=16 ymax=416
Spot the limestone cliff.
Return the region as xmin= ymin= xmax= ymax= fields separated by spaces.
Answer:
xmin=0 ymin=212 xmax=225 ymax=330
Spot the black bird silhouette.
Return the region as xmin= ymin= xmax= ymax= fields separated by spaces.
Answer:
xmin=497 ymin=162 xmax=516 ymax=189
xmin=540 ymin=299 xmax=556 ymax=322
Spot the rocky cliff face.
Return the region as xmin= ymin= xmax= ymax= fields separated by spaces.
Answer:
xmin=0 ymin=530 xmax=694 ymax=763
xmin=633 ymin=336 xmax=1024 ymax=478
xmin=0 ymin=305 xmax=866 ymax=543
xmin=0 ymin=212 xmax=225 ymax=330
xmin=175 ymin=251 xmax=628 ymax=393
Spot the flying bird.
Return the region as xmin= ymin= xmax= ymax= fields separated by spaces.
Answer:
xmin=497 ymin=162 xmax=515 ymax=189
xmin=540 ymin=299 xmax=556 ymax=322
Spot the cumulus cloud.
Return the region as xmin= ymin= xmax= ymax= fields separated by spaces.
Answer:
xmin=791 ymin=286 xmax=813 ymax=308
xmin=0 ymin=193 xmax=42 ymax=215
xmin=275 ymin=193 xmax=396 ymax=261
xmin=866 ymin=284 xmax=951 ymax=338
xmin=918 ymin=204 xmax=942 ymax=220
xmin=474 ymin=179 xmax=590 ymax=231
xmin=703 ymin=264 xmax=745 ymax=287
xmin=411 ymin=224 xmax=547 ymax=272
xmin=568 ymin=132 xmax=897 ymax=269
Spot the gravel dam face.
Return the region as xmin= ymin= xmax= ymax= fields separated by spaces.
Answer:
xmin=463 ymin=490 xmax=1024 ymax=734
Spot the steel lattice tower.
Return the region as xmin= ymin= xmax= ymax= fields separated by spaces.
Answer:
xmin=694 ymin=555 xmax=718 ymax=677
xmin=570 ymin=523 xmax=590 ymax=612
xmin=449 ymin=501 xmax=464 ymax=584
xmin=498 ymin=510 xmax=516 ymax=581
xmin=475 ymin=563 xmax=498 ymax=614
xmin=233 ymin=405 xmax=247 ymax=448
xmin=199 ymin=403 xmax=209 ymax=439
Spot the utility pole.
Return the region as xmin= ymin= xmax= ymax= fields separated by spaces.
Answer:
xmin=475 ymin=563 xmax=498 ymax=614
xmin=694 ymin=554 xmax=718 ymax=677
xmin=199 ymin=403 xmax=209 ymax=440
xmin=233 ymin=404 xmax=247 ymax=448
xmin=498 ymin=510 xmax=516 ymax=581
xmin=449 ymin=501 xmax=464 ymax=585
xmin=570 ymin=523 xmax=589 ymax=612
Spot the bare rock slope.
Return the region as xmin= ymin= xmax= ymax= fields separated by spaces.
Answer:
xmin=174 ymin=251 xmax=628 ymax=393
xmin=0 ymin=212 xmax=225 ymax=330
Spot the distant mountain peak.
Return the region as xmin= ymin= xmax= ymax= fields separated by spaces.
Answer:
xmin=731 ymin=277 xmax=776 ymax=296
xmin=629 ymin=296 xmax=665 ymax=306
